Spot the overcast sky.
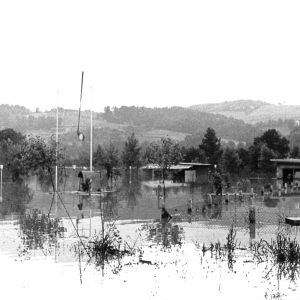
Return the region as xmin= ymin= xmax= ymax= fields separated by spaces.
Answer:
xmin=1 ymin=0 xmax=300 ymax=113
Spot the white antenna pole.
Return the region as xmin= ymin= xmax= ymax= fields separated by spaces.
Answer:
xmin=55 ymin=90 xmax=59 ymax=217
xmin=90 ymin=87 xmax=93 ymax=172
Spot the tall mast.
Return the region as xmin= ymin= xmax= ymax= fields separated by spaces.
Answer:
xmin=90 ymin=87 xmax=93 ymax=171
xmin=55 ymin=90 xmax=59 ymax=217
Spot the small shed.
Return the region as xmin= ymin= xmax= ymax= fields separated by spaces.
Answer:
xmin=178 ymin=163 xmax=212 ymax=183
xmin=270 ymin=159 xmax=300 ymax=188
xmin=142 ymin=162 xmax=211 ymax=183
xmin=77 ymin=171 xmax=101 ymax=191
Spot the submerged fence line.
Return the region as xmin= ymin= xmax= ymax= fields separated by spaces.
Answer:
xmin=164 ymin=199 xmax=300 ymax=234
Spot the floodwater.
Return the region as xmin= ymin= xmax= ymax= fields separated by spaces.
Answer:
xmin=1 ymin=170 xmax=300 ymax=299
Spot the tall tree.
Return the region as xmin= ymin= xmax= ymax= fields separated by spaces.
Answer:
xmin=122 ymin=133 xmax=142 ymax=169
xmin=237 ymin=147 xmax=251 ymax=171
xmin=249 ymin=129 xmax=290 ymax=172
xmin=248 ymin=144 xmax=261 ymax=172
xmin=290 ymin=146 xmax=299 ymax=158
xmin=259 ymin=145 xmax=277 ymax=173
xmin=181 ymin=146 xmax=206 ymax=163
xmin=93 ymin=142 xmax=120 ymax=188
xmin=253 ymin=129 xmax=289 ymax=158
xmin=0 ymin=128 xmax=25 ymax=144
xmin=288 ymin=126 xmax=300 ymax=152
xmin=199 ymin=127 xmax=223 ymax=166
xmin=221 ymin=147 xmax=241 ymax=174
xmin=143 ymin=137 xmax=182 ymax=180
xmin=5 ymin=135 xmax=65 ymax=183
xmin=0 ymin=129 xmax=25 ymax=168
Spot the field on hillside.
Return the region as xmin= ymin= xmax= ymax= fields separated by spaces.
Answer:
xmin=139 ymin=129 xmax=189 ymax=143
xmin=190 ymin=104 xmax=300 ymax=124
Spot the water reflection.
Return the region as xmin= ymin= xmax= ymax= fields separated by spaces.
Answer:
xmin=264 ymin=197 xmax=280 ymax=208
xmin=0 ymin=182 xmax=33 ymax=218
xmin=8 ymin=171 xmax=300 ymax=229
xmin=18 ymin=209 xmax=65 ymax=252
xmin=142 ymin=222 xmax=185 ymax=246
xmin=120 ymin=170 xmax=142 ymax=210
xmin=101 ymin=193 xmax=119 ymax=220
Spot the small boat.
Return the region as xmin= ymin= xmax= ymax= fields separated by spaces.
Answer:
xmin=285 ymin=217 xmax=300 ymax=226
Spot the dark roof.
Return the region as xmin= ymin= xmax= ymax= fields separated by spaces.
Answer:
xmin=78 ymin=170 xmax=99 ymax=178
xmin=142 ymin=162 xmax=212 ymax=170
xmin=179 ymin=162 xmax=212 ymax=166
xmin=270 ymin=159 xmax=300 ymax=164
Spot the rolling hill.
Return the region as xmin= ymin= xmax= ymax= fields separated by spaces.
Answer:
xmin=188 ymin=100 xmax=300 ymax=124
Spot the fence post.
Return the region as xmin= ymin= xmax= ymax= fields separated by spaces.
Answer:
xmin=249 ymin=205 xmax=256 ymax=224
xmin=225 ymin=192 xmax=229 ymax=204
xmin=249 ymin=188 xmax=254 ymax=206
xmin=284 ymin=183 xmax=288 ymax=195
xmin=208 ymin=194 xmax=212 ymax=208
xmin=239 ymin=190 xmax=243 ymax=201
xmin=249 ymin=223 xmax=256 ymax=239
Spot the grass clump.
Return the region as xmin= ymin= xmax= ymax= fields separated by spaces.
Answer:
xmin=251 ymin=234 xmax=300 ymax=282
xmin=73 ymin=221 xmax=134 ymax=275
xmin=197 ymin=225 xmax=237 ymax=271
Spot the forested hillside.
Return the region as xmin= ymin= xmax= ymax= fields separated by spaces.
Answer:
xmin=0 ymin=104 xmax=61 ymax=132
xmin=3 ymin=104 xmax=300 ymax=172
xmin=101 ymin=106 xmax=260 ymax=145
xmin=0 ymin=104 xmax=266 ymax=163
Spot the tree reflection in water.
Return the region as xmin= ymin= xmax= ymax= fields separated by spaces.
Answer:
xmin=100 ymin=193 xmax=119 ymax=221
xmin=0 ymin=182 xmax=33 ymax=217
xmin=18 ymin=209 xmax=65 ymax=254
xmin=141 ymin=222 xmax=185 ymax=247
xmin=121 ymin=169 xmax=142 ymax=210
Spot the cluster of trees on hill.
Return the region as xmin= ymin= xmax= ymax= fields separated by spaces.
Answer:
xmin=255 ymin=118 xmax=298 ymax=132
xmin=0 ymin=105 xmax=62 ymax=132
xmin=102 ymin=106 xmax=260 ymax=146
xmin=189 ymin=99 xmax=270 ymax=113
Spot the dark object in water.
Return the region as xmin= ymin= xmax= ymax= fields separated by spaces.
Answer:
xmin=161 ymin=207 xmax=172 ymax=221
xmin=285 ymin=217 xmax=300 ymax=226
xmin=139 ymin=259 xmax=152 ymax=265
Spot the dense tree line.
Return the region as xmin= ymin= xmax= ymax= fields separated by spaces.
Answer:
xmin=255 ymin=118 xmax=297 ymax=132
xmin=0 ymin=129 xmax=64 ymax=183
xmin=0 ymin=125 xmax=292 ymax=183
xmin=0 ymin=114 xmax=62 ymax=133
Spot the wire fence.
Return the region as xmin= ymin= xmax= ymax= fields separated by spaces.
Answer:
xmin=164 ymin=199 xmax=300 ymax=235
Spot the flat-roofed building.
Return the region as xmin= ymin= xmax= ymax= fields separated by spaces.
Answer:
xmin=270 ymin=159 xmax=300 ymax=188
xmin=142 ymin=162 xmax=212 ymax=183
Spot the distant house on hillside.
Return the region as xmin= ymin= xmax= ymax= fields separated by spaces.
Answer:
xmin=142 ymin=162 xmax=212 ymax=183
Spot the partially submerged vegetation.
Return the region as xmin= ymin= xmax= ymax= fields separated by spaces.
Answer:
xmin=251 ymin=234 xmax=300 ymax=283
xmin=195 ymin=225 xmax=238 ymax=271
xmin=72 ymin=221 xmax=135 ymax=275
